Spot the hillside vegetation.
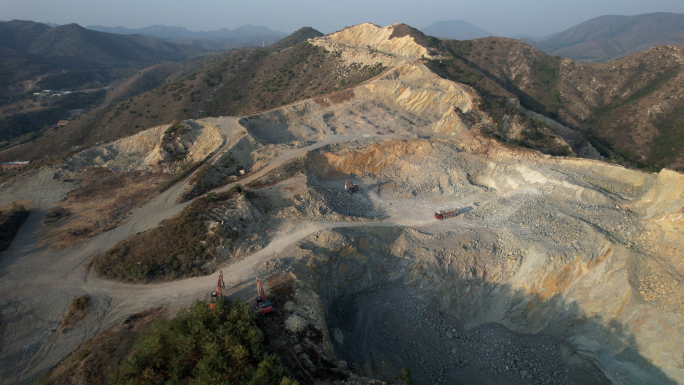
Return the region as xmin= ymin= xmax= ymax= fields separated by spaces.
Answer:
xmin=37 ymin=302 xmax=298 ymax=385
xmin=108 ymin=300 xmax=297 ymax=385
xmin=0 ymin=20 xmax=211 ymax=152
xmin=0 ymin=36 xmax=384 ymax=165
xmin=0 ymin=20 xmax=205 ymax=97
xmin=423 ymin=35 xmax=684 ymax=170
xmin=268 ymin=27 xmax=324 ymax=51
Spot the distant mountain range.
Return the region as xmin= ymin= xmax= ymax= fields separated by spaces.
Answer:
xmin=0 ymin=20 xmax=204 ymax=71
xmin=420 ymin=20 xmax=492 ymax=40
xmin=530 ymin=12 xmax=684 ymax=62
xmin=0 ymin=19 xmax=209 ymax=142
xmin=420 ymin=13 xmax=684 ymax=63
xmin=87 ymin=24 xmax=288 ymax=51
xmin=0 ymin=22 xmax=323 ymax=150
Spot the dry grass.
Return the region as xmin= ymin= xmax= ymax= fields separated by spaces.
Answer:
xmin=59 ymin=296 xmax=90 ymax=333
xmin=41 ymin=168 xmax=171 ymax=249
xmin=94 ymin=191 xmax=240 ymax=283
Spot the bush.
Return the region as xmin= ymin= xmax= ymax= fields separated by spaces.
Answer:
xmin=162 ymin=120 xmax=187 ymax=144
xmin=397 ymin=367 xmax=413 ymax=385
xmin=229 ymin=184 xmax=243 ymax=193
xmin=109 ymin=299 xmax=298 ymax=385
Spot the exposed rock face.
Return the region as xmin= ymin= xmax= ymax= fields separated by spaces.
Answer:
xmin=325 ymin=23 xmax=431 ymax=59
xmin=65 ymin=120 xmax=223 ymax=172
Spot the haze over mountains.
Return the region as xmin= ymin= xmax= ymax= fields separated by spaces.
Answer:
xmin=420 ymin=20 xmax=493 ymax=40
xmin=87 ymin=24 xmax=288 ymax=51
xmin=0 ymin=20 xmax=204 ymax=89
xmin=530 ymin=12 xmax=684 ymax=62
xmin=423 ymin=12 xmax=684 ymax=62
xmin=0 ymin=20 xmax=209 ymax=146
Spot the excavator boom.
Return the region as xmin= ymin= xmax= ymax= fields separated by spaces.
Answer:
xmin=217 ymin=271 xmax=224 ymax=297
xmin=210 ymin=271 xmax=225 ymax=309
xmin=257 ymin=277 xmax=266 ymax=299
xmin=255 ymin=276 xmax=273 ymax=314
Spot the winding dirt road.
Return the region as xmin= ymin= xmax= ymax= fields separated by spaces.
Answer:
xmin=0 ymin=113 xmax=426 ymax=384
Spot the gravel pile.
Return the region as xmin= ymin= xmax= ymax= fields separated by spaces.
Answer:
xmin=312 ymin=183 xmax=386 ymax=219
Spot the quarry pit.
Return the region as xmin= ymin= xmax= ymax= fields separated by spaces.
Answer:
xmin=1 ymin=23 xmax=683 ymax=385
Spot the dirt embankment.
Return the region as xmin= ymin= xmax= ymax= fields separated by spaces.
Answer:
xmin=39 ymin=120 xmax=226 ymax=249
xmin=307 ymin=139 xmax=434 ymax=176
xmin=0 ymin=202 xmax=29 ymax=253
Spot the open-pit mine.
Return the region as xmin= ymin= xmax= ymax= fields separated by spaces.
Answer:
xmin=1 ymin=23 xmax=683 ymax=385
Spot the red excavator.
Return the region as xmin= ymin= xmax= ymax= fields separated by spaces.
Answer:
xmin=210 ymin=270 xmax=225 ymax=309
xmin=255 ymin=276 xmax=274 ymax=314
xmin=345 ymin=179 xmax=360 ymax=193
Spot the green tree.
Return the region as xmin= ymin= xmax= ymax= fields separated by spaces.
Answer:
xmin=111 ymin=300 xmax=297 ymax=385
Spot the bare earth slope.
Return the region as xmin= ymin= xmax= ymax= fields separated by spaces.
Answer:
xmin=0 ymin=23 xmax=683 ymax=385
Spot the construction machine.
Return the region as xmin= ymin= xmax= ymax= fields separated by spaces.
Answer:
xmin=435 ymin=208 xmax=459 ymax=220
xmin=345 ymin=179 xmax=360 ymax=193
xmin=255 ymin=276 xmax=274 ymax=314
xmin=210 ymin=270 xmax=225 ymax=309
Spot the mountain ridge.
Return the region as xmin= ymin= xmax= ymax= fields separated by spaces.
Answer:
xmin=532 ymin=12 xmax=684 ymax=62
xmin=86 ymin=24 xmax=287 ymax=41
xmin=86 ymin=24 xmax=288 ymax=52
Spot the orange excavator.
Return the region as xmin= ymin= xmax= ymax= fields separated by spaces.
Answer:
xmin=210 ymin=270 xmax=225 ymax=309
xmin=345 ymin=179 xmax=360 ymax=193
xmin=255 ymin=276 xmax=273 ymax=314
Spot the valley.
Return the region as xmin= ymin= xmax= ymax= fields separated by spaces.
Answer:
xmin=0 ymin=22 xmax=683 ymax=385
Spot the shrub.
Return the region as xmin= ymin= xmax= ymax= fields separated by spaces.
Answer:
xmin=162 ymin=120 xmax=187 ymax=144
xmin=397 ymin=368 xmax=413 ymax=385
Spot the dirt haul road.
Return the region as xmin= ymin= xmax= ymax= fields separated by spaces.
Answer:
xmin=0 ymin=126 xmax=410 ymax=384
xmin=2 ymin=23 xmax=684 ymax=385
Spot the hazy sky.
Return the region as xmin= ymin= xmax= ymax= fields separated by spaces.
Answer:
xmin=2 ymin=0 xmax=684 ymax=37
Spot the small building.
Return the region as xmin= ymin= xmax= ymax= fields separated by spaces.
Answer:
xmin=57 ymin=120 xmax=70 ymax=126
xmin=2 ymin=161 xmax=30 ymax=171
